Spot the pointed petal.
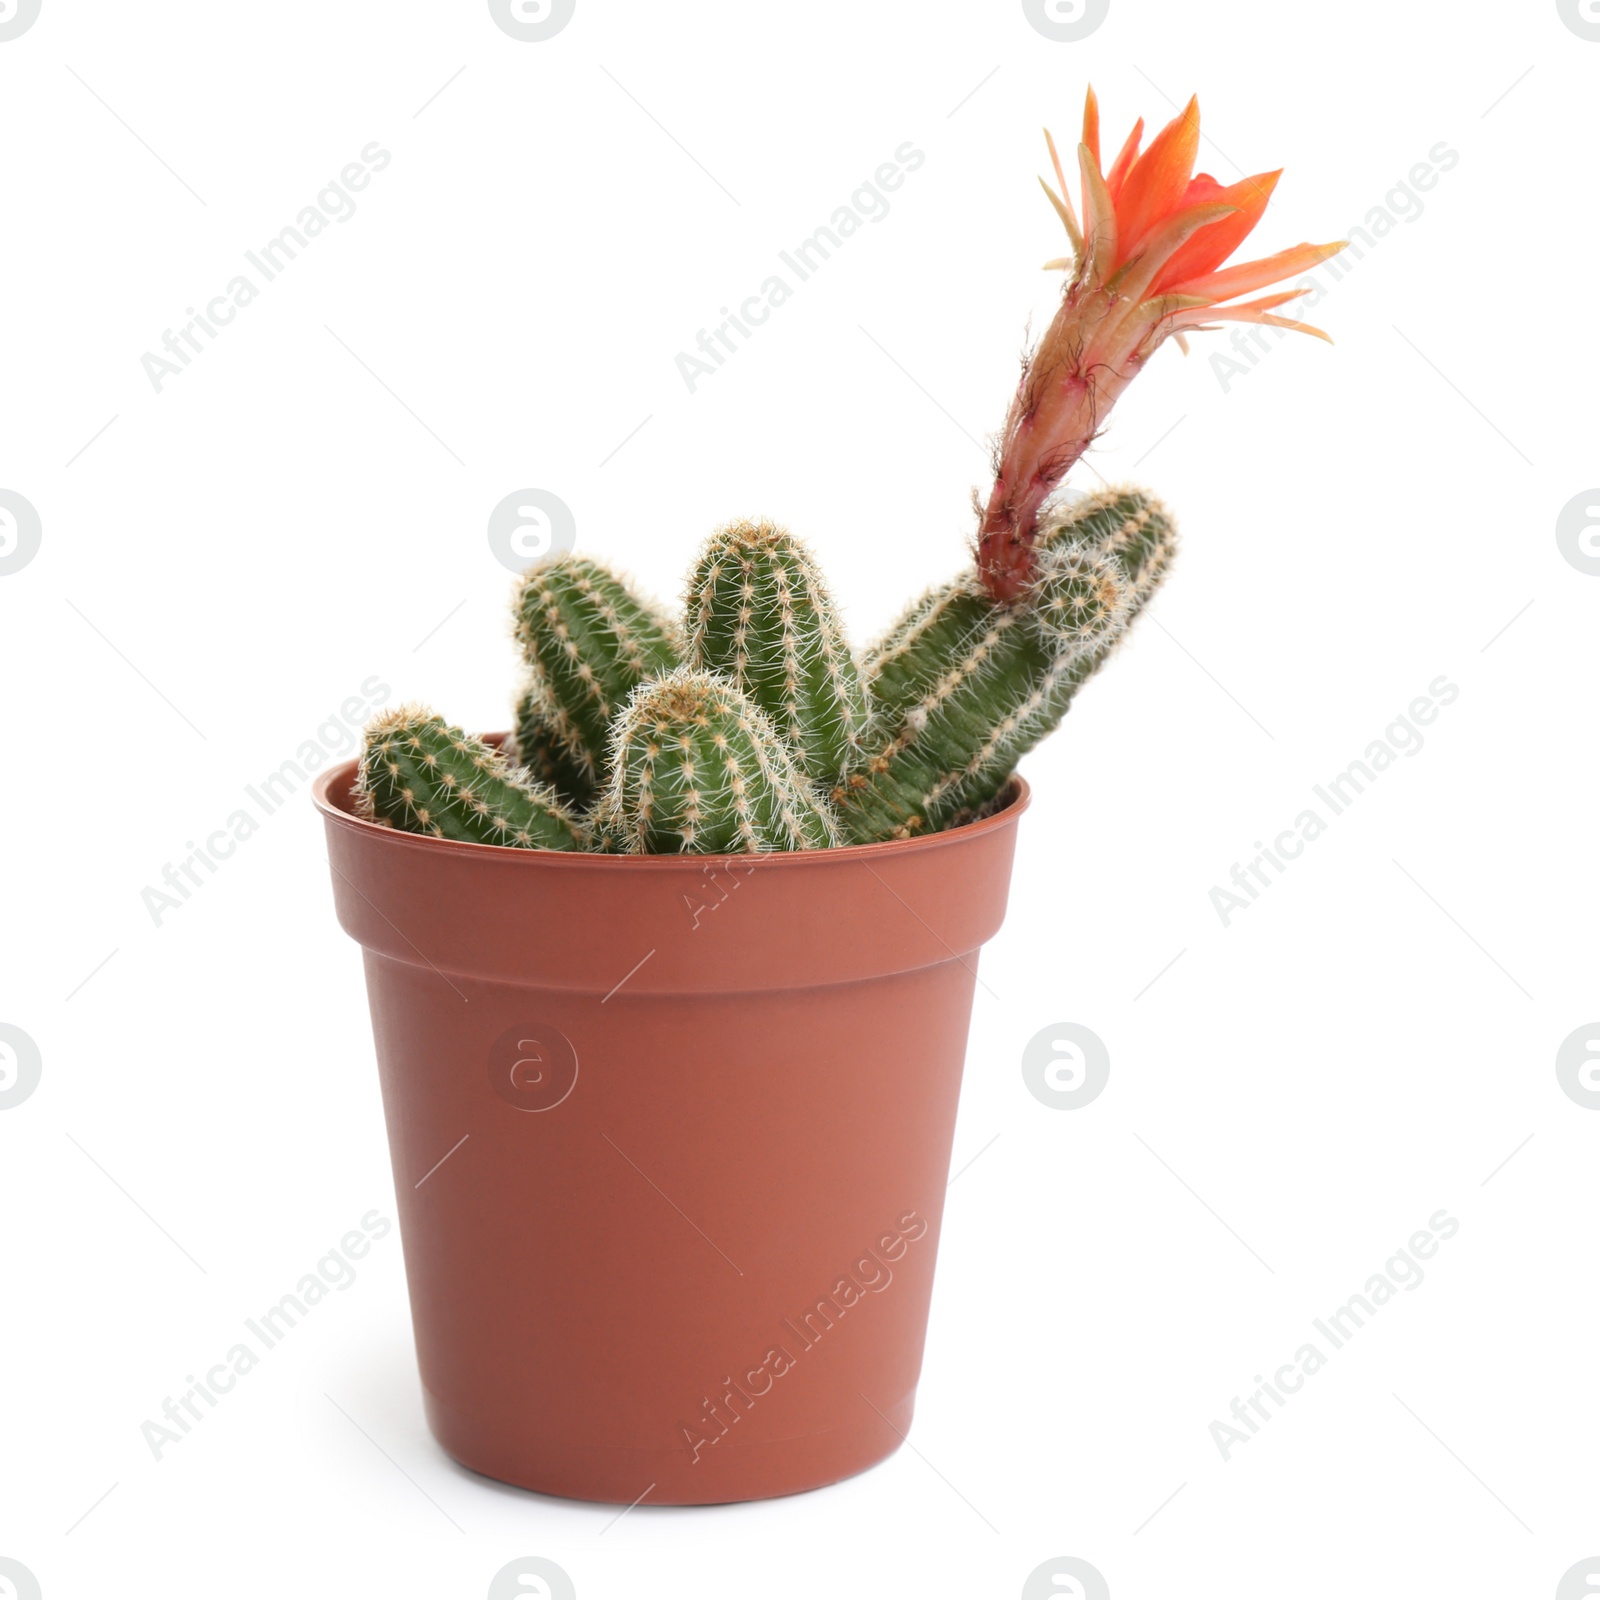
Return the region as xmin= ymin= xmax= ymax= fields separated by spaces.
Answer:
xmin=1145 ymin=290 xmax=1296 ymax=335
xmin=1082 ymin=86 xmax=1100 ymax=170
xmin=1038 ymin=174 xmax=1084 ymax=257
xmin=1115 ymin=96 xmax=1200 ymax=255
xmin=1078 ymin=141 xmax=1118 ymax=283
xmin=1040 ymin=139 xmax=1083 ymax=257
xmin=1210 ymin=288 xmax=1308 ymax=313
xmin=1167 ymin=297 xmax=1334 ymax=343
xmin=1173 ymin=331 xmax=1191 ymax=355
xmin=1109 ymin=201 xmax=1237 ymax=308
xmin=1104 ymin=117 xmax=1144 ymax=201
xmin=1046 ymin=127 xmax=1072 ymax=206
xmin=1245 ymin=312 xmax=1334 ymax=343
xmin=1166 ymin=239 xmax=1348 ymax=303
xmin=1152 ymin=170 xmax=1281 ymax=291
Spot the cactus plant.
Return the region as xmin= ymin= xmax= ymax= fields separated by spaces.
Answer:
xmin=356 ymin=707 xmax=588 ymax=850
xmin=833 ymin=489 xmax=1174 ymax=842
xmin=685 ymin=519 xmax=867 ymax=785
xmin=354 ymin=86 xmax=1339 ymax=859
xmin=596 ymin=668 xmax=837 ymax=854
xmin=513 ymin=554 xmax=682 ymax=793
xmin=509 ymin=685 xmax=599 ymax=809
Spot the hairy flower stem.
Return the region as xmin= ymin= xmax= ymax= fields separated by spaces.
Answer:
xmin=977 ymin=285 xmax=1143 ymax=601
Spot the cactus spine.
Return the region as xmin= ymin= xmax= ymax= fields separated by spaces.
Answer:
xmin=357 ymin=707 xmax=588 ymax=850
xmin=686 ymin=520 xmax=867 ymax=786
xmin=598 ymin=668 xmax=837 ymax=854
xmin=510 ymin=684 xmax=598 ymax=808
xmin=834 ymin=488 xmax=1174 ymax=842
xmin=514 ymin=554 xmax=682 ymax=793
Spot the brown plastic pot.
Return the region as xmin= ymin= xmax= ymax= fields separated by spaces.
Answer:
xmin=313 ymin=745 xmax=1028 ymax=1506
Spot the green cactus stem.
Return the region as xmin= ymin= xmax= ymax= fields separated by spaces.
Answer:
xmin=508 ymin=684 xmax=599 ymax=809
xmin=356 ymin=707 xmax=588 ymax=850
xmin=685 ymin=519 xmax=867 ymax=785
xmin=835 ymin=488 xmax=1175 ymax=842
xmin=513 ymin=554 xmax=682 ymax=793
xmin=599 ymin=668 xmax=838 ymax=854
xmin=1063 ymin=484 xmax=1180 ymax=609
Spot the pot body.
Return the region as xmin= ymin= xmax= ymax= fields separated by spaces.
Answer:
xmin=314 ymin=754 xmax=1026 ymax=1505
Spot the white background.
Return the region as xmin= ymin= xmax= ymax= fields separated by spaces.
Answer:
xmin=3 ymin=1 xmax=1597 ymax=1596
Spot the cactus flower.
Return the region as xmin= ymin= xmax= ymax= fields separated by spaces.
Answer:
xmin=976 ymin=89 xmax=1347 ymax=601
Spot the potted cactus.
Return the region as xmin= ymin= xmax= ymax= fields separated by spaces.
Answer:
xmin=315 ymin=89 xmax=1342 ymax=1506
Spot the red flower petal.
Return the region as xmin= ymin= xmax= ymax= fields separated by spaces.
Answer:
xmin=1102 ymin=117 xmax=1144 ymax=205
xmin=1166 ymin=239 xmax=1348 ymax=304
xmin=1114 ymin=96 xmax=1200 ymax=258
xmin=1153 ymin=170 xmax=1281 ymax=291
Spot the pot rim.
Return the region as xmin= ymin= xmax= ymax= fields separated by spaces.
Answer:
xmin=311 ymin=741 xmax=1030 ymax=872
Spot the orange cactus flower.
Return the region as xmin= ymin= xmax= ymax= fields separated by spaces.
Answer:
xmin=976 ymin=89 xmax=1347 ymax=601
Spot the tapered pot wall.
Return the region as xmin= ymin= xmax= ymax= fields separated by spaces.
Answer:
xmin=314 ymin=753 xmax=1026 ymax=1505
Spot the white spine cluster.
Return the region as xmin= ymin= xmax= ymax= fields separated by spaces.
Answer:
xmin=603 ymin=668 xmax=837 ymax=855
xmin=686 ymin=520 xmax=866 ymax=787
